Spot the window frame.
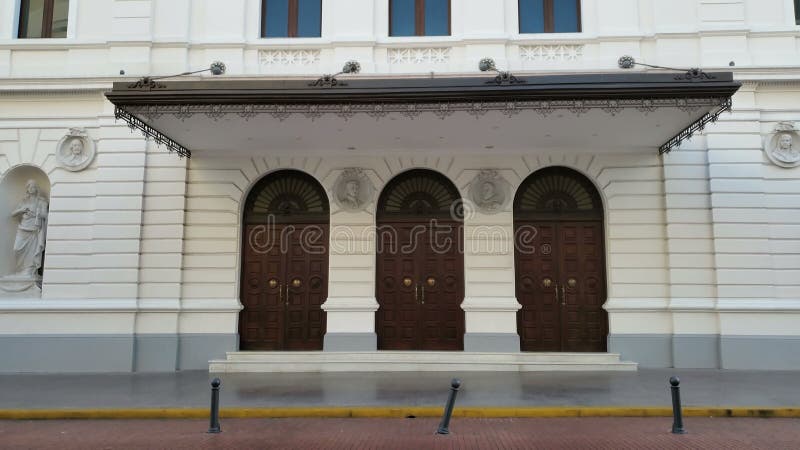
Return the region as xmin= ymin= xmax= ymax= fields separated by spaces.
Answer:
xmin=18 ymin=0 xmax=61 ymax=39
xmin=518 ymin=0 xmax=582 ymax=34
xmin=389 ymin=0 xmax=452 ymax=37
xmin=260 ymin=0 xmax=322 ymax=38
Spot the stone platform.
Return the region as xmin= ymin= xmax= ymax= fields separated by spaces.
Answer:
xmin=209 ymin=351 xmax=637 ymax=373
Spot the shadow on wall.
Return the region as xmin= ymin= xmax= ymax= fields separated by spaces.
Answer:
xmin=0 ymin=165 xmax=50 ymax=279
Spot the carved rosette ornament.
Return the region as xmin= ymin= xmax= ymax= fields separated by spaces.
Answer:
xmin=765 ymin=122 xmax=800 ymax=168
xmin=56 ymin=128 xmax=96 ymax=172
xmin=332 ymin=168 xmax=375 ymax=212
xmin=468 ymin=170 xmax=511 ymax=214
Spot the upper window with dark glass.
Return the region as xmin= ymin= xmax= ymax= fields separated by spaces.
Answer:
xmin=390 ymin=0 xmax=450 ymax=37
xmin=519 ymin=0 xmax=581 ymax=33
xmin=261 ymin=0 xmax=322 ymax=38
xmin=18 ymin=0 xmax=69 ymax=38
xmin=795 ymin=0 xmax=800 ymax=25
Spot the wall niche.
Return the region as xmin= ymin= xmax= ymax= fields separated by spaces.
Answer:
xmin=0 ymin=165 xmax=51 ymax=298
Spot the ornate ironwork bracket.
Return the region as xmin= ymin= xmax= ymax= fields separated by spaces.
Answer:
xmin=659 ymin=97 xmax=732 ymax=154
xmin=479 ymin=57 xmax=526 ymax=85
xmin=674 ymin=68 xmax=716 ymax=81
xmin=309 ymin=60 xmax=361 ymax=88
xmin=308 ymin=74 xmax=348 ymax=87
xmin=486 ymin=71 xmax=525 ymax=85
xmin=617 ymin=55 xmax=716 ymax=81
xmin=126 ymin=61 xmax=227 ymax=91
xmin=127 ymin=77 xmax=166 ymax=90
xmin=114 ymin=106 xmax=191 ymax=158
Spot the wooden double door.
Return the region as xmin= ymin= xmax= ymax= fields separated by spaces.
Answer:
xmin=239 ymin=223 xmax=328 ymax=350
xmin=376 ymin=221 xmax=464 ymax=350
xmin=515 ymin=220 xmax=607 ymax=352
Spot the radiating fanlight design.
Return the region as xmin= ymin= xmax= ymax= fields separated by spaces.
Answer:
xmin=515 ymin=167 xmax=602 ymax=217
xmin=378 ymin=170 xmax=462 ymax=219
xmin=245 ymin=170 xmax=329 ymax=223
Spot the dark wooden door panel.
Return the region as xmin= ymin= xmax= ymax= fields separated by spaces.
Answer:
xmin=377 ymin=224 xmax=421 ymax=350
xmin=418 ymin=227 xmax=464 ymax=351
xmin=560 ymin=222 xmax=606 ymax=352
xmin=239 ymin=224 xmax=327 ymax=351
xmin=516 ymin=222 xmax=560 ymax=351
xmin=376 ymin=222 xmax=464 ymax=350
xmin=515 ymin=221 xmax=607 ymax=352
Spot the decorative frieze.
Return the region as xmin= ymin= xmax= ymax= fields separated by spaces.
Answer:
xmin=259 ymin=49 xmax=321 ymax=66
xmin=125 ymin=97 xmax=728 ymax=123
xmin=118 ymin=97 xmax=731 ymax=156
xmin=388 ymin=47 xmax=450 ymax=65
xmin=519 ymin=45 xmax=584 ymax=62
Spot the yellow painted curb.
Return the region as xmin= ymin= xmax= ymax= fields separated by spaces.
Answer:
xmin=0 ymin=406 xmax=799 ymax=420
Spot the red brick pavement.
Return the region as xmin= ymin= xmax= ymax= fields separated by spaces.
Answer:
xmin=1 ymin=418 xmax=799 ymax=449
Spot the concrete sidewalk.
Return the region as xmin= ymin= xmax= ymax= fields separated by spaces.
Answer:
xmin=1 ymin=369 xmax=799 ymax=411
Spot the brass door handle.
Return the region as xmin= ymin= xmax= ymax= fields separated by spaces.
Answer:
xmin=278 ymin=283 xmax=283 ymax=306
xmin=554 ymin=282 xmax=560 ymax=304
xmin=421 ymin=285 xmax=425 ymax=304
xmin=561 ymin=285 xmax=566 ymax=307
xmin=414 ymin=283 xmax=418 ymax=302
xmin=284 ymin=285 xmax=289 ymax=306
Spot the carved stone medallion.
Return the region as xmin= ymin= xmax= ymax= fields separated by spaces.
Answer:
xmin=468 ymin=170 xmax=511 ymax=214
xmin=765 ymin=122 xmax=800 ymax=168
xmin=56 ymin=128 xmax=95 ymax=172
xmin=332 ymin=168 xmax=375 ymax=212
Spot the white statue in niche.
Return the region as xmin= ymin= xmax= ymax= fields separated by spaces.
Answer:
xmin=469 ymin=170 xmax=510 ymax=214
xmin=0 ymin=179 xmax=49 ymax=298
xmin=56 ymin=128 xmax=95 ymax=172
xmin=765 ymin=123 xmax=800 ymax=168
xmin=333 ymin=168 xmax=375 ymax=212
xmin=11 ymin=180 xmax=49 ymax=278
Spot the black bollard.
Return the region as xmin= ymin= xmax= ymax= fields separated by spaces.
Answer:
xmin=670 ymin=376 xmax=686 ymax=434
xmin=208 ymin=378 xmax=221 ymax=434
xmin=436 ymin=378 xmax=461 ymax=435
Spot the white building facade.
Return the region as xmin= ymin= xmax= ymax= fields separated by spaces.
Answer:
xmin=0 ymin=0 xmax=799 ymax=372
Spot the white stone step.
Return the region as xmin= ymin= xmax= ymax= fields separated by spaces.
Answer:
xmin=209 ymin=351 xmax=638 ymax=373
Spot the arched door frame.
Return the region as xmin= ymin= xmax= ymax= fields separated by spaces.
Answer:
xmin=513 ymin=165 xmax=609 ymax=352
xmin=238 ymin=169 xmax=330 ymax=351
xmin=375 ymin=168 xmax=465 ymax=351
xmin=235 ymin=168 xmax=331 ymax=300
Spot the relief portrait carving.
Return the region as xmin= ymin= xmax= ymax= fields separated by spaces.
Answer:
xmin=765 ymin=123 xmax=800 ymax=168
xmin=333 ymin=168 xmax=375 ymax=212
xmin=469 ymin=170 xmax=510 ymax=214
xmin=56 ymin=128 xmax=96 ymax=172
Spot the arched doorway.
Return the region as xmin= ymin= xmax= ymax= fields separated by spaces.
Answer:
xmin=514 ymin=166 xmax=608 ymax=352
xmin=239 ymin=170 xmax=329 ymax=350
xmin=376 ymin=169 xmax=465 ymax=350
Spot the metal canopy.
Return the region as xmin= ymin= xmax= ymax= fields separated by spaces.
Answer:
xmin=105 ymin=72 xmax=740 ymax=158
